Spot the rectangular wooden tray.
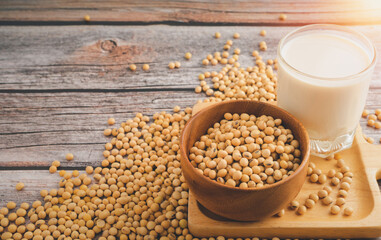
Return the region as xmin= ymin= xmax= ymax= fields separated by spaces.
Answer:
xmin=188 ymin=102 xmax=381 ymax=238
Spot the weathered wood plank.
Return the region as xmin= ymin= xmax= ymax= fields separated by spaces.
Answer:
xmin=0 ymin=91 xmax=203 ymax=168
xmin=0 ymin=89 xmax=380 ymax=168
xmin=1 ymin=25 xmax=381 ymax=91
xmin=0 ymin=170 xmax=69 ymax=206
xmin=0 ymin=0 xmax=380 ymax=25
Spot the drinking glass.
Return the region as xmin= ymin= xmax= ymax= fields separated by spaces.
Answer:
xmin=277 ymin=24 xmax=377 ymax=157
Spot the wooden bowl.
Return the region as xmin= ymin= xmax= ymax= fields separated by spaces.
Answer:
xmin=180 ymin=100 xmax=310 ymax=221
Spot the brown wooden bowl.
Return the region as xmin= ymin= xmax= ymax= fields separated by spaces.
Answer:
xmin=180 ymin=100 xmax=310 ymax=221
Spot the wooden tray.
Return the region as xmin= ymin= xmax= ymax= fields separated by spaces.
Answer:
xmin=188 ymin=102 xmax=381 ymax=239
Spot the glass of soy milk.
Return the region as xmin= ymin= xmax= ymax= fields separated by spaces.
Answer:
xmin=277 ymin=24 xmax=376 ymax=157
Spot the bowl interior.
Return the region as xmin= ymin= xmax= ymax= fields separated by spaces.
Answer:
xmin=182 ymin=100 xmax=310 ymax=188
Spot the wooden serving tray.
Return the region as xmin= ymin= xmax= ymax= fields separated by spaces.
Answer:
xmin=188 ymin=102 xmax=381 ymax=238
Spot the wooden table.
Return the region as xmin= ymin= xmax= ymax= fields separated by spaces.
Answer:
xmin=1 ymin=0 xmax=381 ymax=238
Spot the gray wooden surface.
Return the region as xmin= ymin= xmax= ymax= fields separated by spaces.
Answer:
xmin=0 ymin=24 xmax=380 ymax=239
xmin=1 ymin=24 xmax=380 ymax=199
xmin=1 ymin=26 xmax=381 ymax=91
xmin=0 ymin=0 xmax=381 ymax=25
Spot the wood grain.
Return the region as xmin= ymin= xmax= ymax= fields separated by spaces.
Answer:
xmin=0 ymin=91 xmax=203 ymax=168
xmin=0 ymin=26 xmax=381 ymax=169
xmin=0 ymin=90 xmax=380 ymax=169
xmin=0 ymin=0 xmax=380 ymax=25
xmin=0 ymin=170 xmax=71 ymax=206
xmin=1 ymin=25 xmax=381 ymax=91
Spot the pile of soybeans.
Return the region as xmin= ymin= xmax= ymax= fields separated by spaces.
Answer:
xmin=190 ymin=113 xmax=301 ymax=188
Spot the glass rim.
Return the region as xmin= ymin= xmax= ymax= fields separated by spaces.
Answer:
xmin=277 ymin=24 xmax=377 ymax=82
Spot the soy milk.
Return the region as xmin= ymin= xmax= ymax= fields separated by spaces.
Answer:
xmin=277 ymin=32 xmax=373 ymax=141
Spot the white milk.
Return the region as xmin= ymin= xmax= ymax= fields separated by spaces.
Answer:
xmin=277 ymin=32 xmax=373 ymax=141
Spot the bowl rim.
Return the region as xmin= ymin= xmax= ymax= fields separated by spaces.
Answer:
xmin=180 ymin=99 xmax=310 ymax=192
